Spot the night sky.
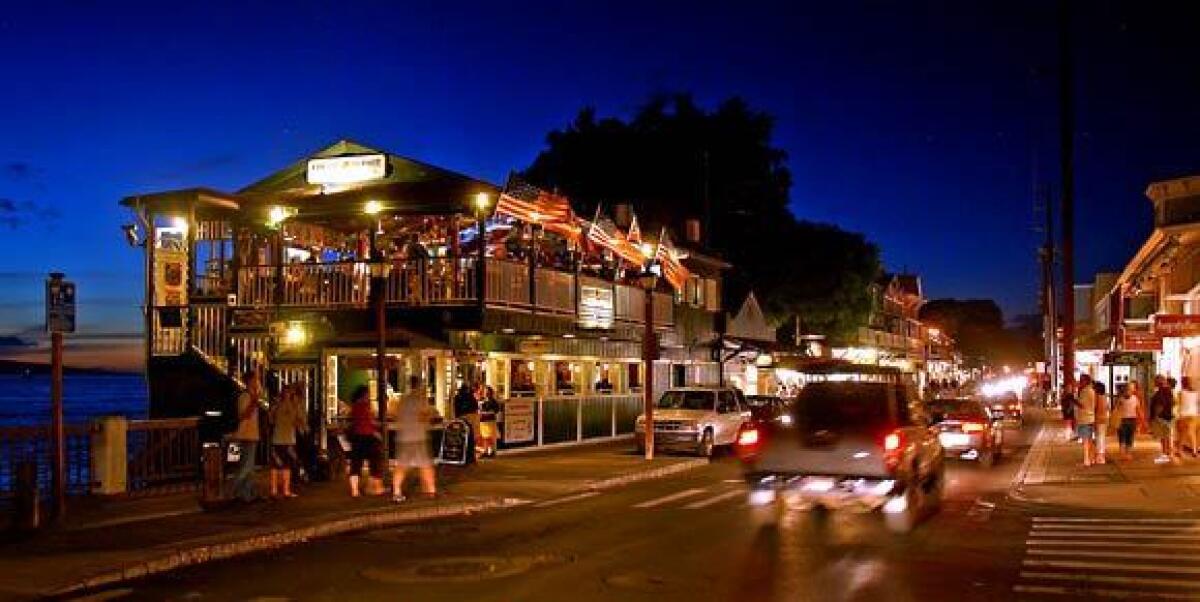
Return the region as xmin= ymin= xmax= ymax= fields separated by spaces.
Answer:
xmin=1 ymin=1 xmax=1197 ymax=369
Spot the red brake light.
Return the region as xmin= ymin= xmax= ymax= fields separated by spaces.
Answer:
xmin=962 ymin=422 xmax=985 ymax=433
xmin=737 ymin=427 xmax=760 ymax=446
xmin=883 ymin=432 xmax=902 ymax=452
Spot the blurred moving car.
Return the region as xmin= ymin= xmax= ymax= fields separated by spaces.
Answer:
xmin=985 ymin=392 xmax=1023 ymax=425
xmin=737 ymin=380 xmax=945 ymax=533
xmin=745 ymin=394 xmax=792 ymax=426
xmin=635 ymin=387 xmax=751 ymax=458
xmin=927 ymin=397 xmax=1003 ymax=467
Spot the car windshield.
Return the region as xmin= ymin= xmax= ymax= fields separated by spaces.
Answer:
xmin=746 ymin=396 xmax=779 ymax=407
xmin=928 ymin=399 xmax=987 ymax=421
xmin=657 ymin=390 xmax=714 ymax=410
xmin=793 ymin=383 xmax=892 ymax=432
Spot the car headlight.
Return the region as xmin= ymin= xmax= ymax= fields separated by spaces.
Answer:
xmin=776 ymin=414 xmax=794 ymax=426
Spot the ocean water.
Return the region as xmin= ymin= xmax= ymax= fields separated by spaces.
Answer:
xmin=0 ymin=374 xmax=148 ymax=427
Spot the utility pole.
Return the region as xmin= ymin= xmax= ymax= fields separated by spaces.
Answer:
xmin=1059 ymin=0 xmax=1075 ymax=393
xmin=1040 ymin=187 xmax=1059 ymax=398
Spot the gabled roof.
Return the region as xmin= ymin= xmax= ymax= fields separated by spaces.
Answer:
xmin=727 ymin=292 xmax=775 ymax=342
xmin=236 ymin=139 xmax=498 ymax=215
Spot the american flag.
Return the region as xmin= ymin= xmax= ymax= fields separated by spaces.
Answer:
xmin=496 ymin=174 xmax=574 ymax=228
xmin=654 ymin=230 xmax=691 ymax=290
xmin=587 ymin=206 xmax=645 ymax=265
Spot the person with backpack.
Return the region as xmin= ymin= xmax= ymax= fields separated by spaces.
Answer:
xmin=453 ymin=383 xmax=481 ymax=462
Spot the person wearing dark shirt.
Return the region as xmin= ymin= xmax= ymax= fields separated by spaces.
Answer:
xmin=347 ymin=385 xmax=384 ymax=497
xmin=1149 ymin=376 xmax=1179 ymax=464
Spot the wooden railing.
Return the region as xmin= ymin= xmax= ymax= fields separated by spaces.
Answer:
xmin=192 ymin=303 xmax=226 ymax=365
xmin=485 ymin=258 xmax=532 ymax=308
xmin=535 ymin=267 xmax=576 ymax=316
xmin=281 ymin=262 xmax=369 ymax=306
xmin=126 ymin=418 xmax=200 ymax=495
xmin=151 ymin=309 xmax=187 ymax=356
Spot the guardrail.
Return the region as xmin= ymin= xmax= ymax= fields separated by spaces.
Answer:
xmin=126 ymin=418 xmax=201 ymax=495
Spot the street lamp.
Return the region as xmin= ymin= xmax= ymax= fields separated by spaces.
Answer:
xmin=472 ymin=193 xmax=494 ymax=309
xmin=637 ymin=269 xmax=659 ymax=460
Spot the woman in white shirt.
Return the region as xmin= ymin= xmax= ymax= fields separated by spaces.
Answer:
xmin=1116 ymin=384 xmax=1143 ymax=461
xmin=1177 ymin=377 xmax=1200 ymax=458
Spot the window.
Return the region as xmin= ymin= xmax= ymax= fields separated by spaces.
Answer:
xmin=510 ymin=360 xmax=536 ymax=396
xmin=718 ymin=390 xmax=737 ymax=413
xmin=658 ymin=390 xmax=715 ymax=411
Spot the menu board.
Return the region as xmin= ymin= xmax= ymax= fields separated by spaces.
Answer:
xmin=504 ymin=399 xmax=535 ymax=444
xmin=437 ymin=419 xmax=471 ymax=465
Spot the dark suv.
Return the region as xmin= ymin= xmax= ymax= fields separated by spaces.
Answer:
xmin=736 ymin=380 xmax=945 ymax=533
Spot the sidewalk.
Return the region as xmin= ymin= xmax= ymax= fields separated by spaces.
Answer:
xmin=0 ymin=441 xmax=706 ymax=600
xmin=1012 ymin=418 xmax=1200 ymax=514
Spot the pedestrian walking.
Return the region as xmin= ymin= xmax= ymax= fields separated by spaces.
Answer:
xmin=347 ymin=385 xmax=384 ymax=497
xmin=390 ymin=375 xmax=437 ymax=502
xmin=1116 ymin=383 xmax=1142 ymax=461
xmin=1149 ymin=376 xmax=1179 ymax=465
xmin=453 ymin=383 xmax=481 ymax=461
xmin=1179 ymin=377 xmax=1200 ymax=458
xmin=1075 ymin=375 xmax=1097 ymax=466
xmin=1094 ymin=379 xmax=1109 ymax=464
xmin=269 ymin=382 xmax=308 ymax=499
xmin=479 ymin=386 xmax=500 ymax=458
xmin=232 ymin=368 xmax=264 ymax=502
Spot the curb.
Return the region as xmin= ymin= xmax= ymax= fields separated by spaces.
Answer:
xmin=48 ymin=458 xmax=708 ymax=598
xmin=50 ymin=497 xmax=525 ymax=598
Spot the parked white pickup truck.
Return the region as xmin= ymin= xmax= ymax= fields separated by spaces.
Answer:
xmin=635 ymin=387 xmax=751 ymax=458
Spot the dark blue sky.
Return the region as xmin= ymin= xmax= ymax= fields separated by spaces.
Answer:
xmin=1 ymin=1 xmax=1197 ymax=363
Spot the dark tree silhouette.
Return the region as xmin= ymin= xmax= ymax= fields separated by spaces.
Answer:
xmin=522 ymin=93 xmax=880 ymax=340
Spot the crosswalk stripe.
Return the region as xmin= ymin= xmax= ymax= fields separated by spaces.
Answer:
xmin=1034 ymin=517 xmax=1200 ymax=525
xmin=1027 ymin=549 xmax=1200 ymax=562
xmin=1031 ymin=524 xmax=1200 ymax=533
xmin=1027 ymin=540 xmax=1200 ymax=551
xmin=1020 ymin=571 xmax=1200 ymax=590
xmin=633 ymin=488 xmax=707 ymax=509
xmin=1024 ymin=559 xmax=1200 ymax=574
xmin=1014 ymin=584 xmax=1200 ymax=600
xmin=532 ymin=491 xmax=600 ymax=508
xmin=1029 ymin=532 xmax=1200 ymax=541
xmin=683 ymin=489 xmax=743 ymax=510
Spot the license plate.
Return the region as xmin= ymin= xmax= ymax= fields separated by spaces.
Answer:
xmin=940 ymin=433 xmax=970 ymax=447
xmin=800 ymin=477 xmax=837 ymax=493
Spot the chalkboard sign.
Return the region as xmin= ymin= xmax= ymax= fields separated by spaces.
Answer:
xmin=437 ymin=419 xmax=471 ymax=465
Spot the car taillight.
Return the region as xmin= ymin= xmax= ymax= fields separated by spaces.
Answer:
xmin=737 ymin=427 xmax=760 ymax=446
xmin=883 ymin=431 xmax=902 ymax=452
xmin=962 ymin=422 xmax=985 ymax=433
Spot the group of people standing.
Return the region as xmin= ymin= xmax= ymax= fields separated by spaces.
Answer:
xmin=1065 ymin=373 xmax=1200 ymax=466
xmin=453 ymin=382 xmax=501 ymax=460
xmin=344 ymin=377 xmax=438 ymax=502
xmin=230 ymin=367 xmax=310 ymax=502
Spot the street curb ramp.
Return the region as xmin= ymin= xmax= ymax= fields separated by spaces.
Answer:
xmin=50 ymin=458 xmax=708 ymax=598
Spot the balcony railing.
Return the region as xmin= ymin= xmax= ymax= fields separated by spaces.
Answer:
xmin=230 ymin=258 xmax=675 ymax=326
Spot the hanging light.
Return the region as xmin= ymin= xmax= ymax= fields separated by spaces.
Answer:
xmin=364 ymin=200 xmax=383 ymax=215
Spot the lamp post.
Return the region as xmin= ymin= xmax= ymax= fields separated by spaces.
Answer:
xmin=637 ymin=270 xmax=659 ymax=460
xmin=473 ymin=192 xmax=493 ymax=308
xmin=364 ymin=201 xmax=389 ymax=434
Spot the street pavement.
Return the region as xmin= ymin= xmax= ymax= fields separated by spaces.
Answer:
xmin=78 ymin=423 xmax=1040 ymax=602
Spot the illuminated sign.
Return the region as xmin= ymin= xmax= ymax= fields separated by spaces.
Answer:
xmin=306 ymin=154 xmax=387 ymax=185
xmin=578 ymin=285 xmax=614 ymax=329
xmin=1154 ymin=314 xmax=1200 ymax=338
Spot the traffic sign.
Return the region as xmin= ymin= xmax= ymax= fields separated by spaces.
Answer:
xmin=45 ymin=274 xmax=76 ymax=334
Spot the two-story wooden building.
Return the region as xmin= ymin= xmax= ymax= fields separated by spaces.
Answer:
xmin=122 ymin=140 xmax=725 ymax=450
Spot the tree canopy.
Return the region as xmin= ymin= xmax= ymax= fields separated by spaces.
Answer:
xmin=920 ymin=299 xmax=1040 ymax=367
xmin=522 ymin=93 xmax=880 ymax=340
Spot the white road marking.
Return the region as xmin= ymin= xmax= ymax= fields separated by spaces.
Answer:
xmin=1014 ymin=583 xmax=1200 ymax=600
xmin=1031 ymin=524 xmax=1200 ymax=533
xmin=1033 ymin=517 xmax=1200 ymax=525
xmin=532 ymin=491 xmax=601 ymax=508
xmin=1027 ymin=549 xmax=1200 ymax=562
xmin=1024 ymin=559 xmax=1200 ymax=574
xmin=1020 ymin=571 xmax=1200 ymax=590
xmin=1029 ymin=532 xmax=1200 ymax=541
xmin=683 ymin=489 xmax=743 ymax=510
xmin=1027 ymin=539 xmax=1200 ymax=550
xmin=633 ymin=488 xmax=707 ymax=508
